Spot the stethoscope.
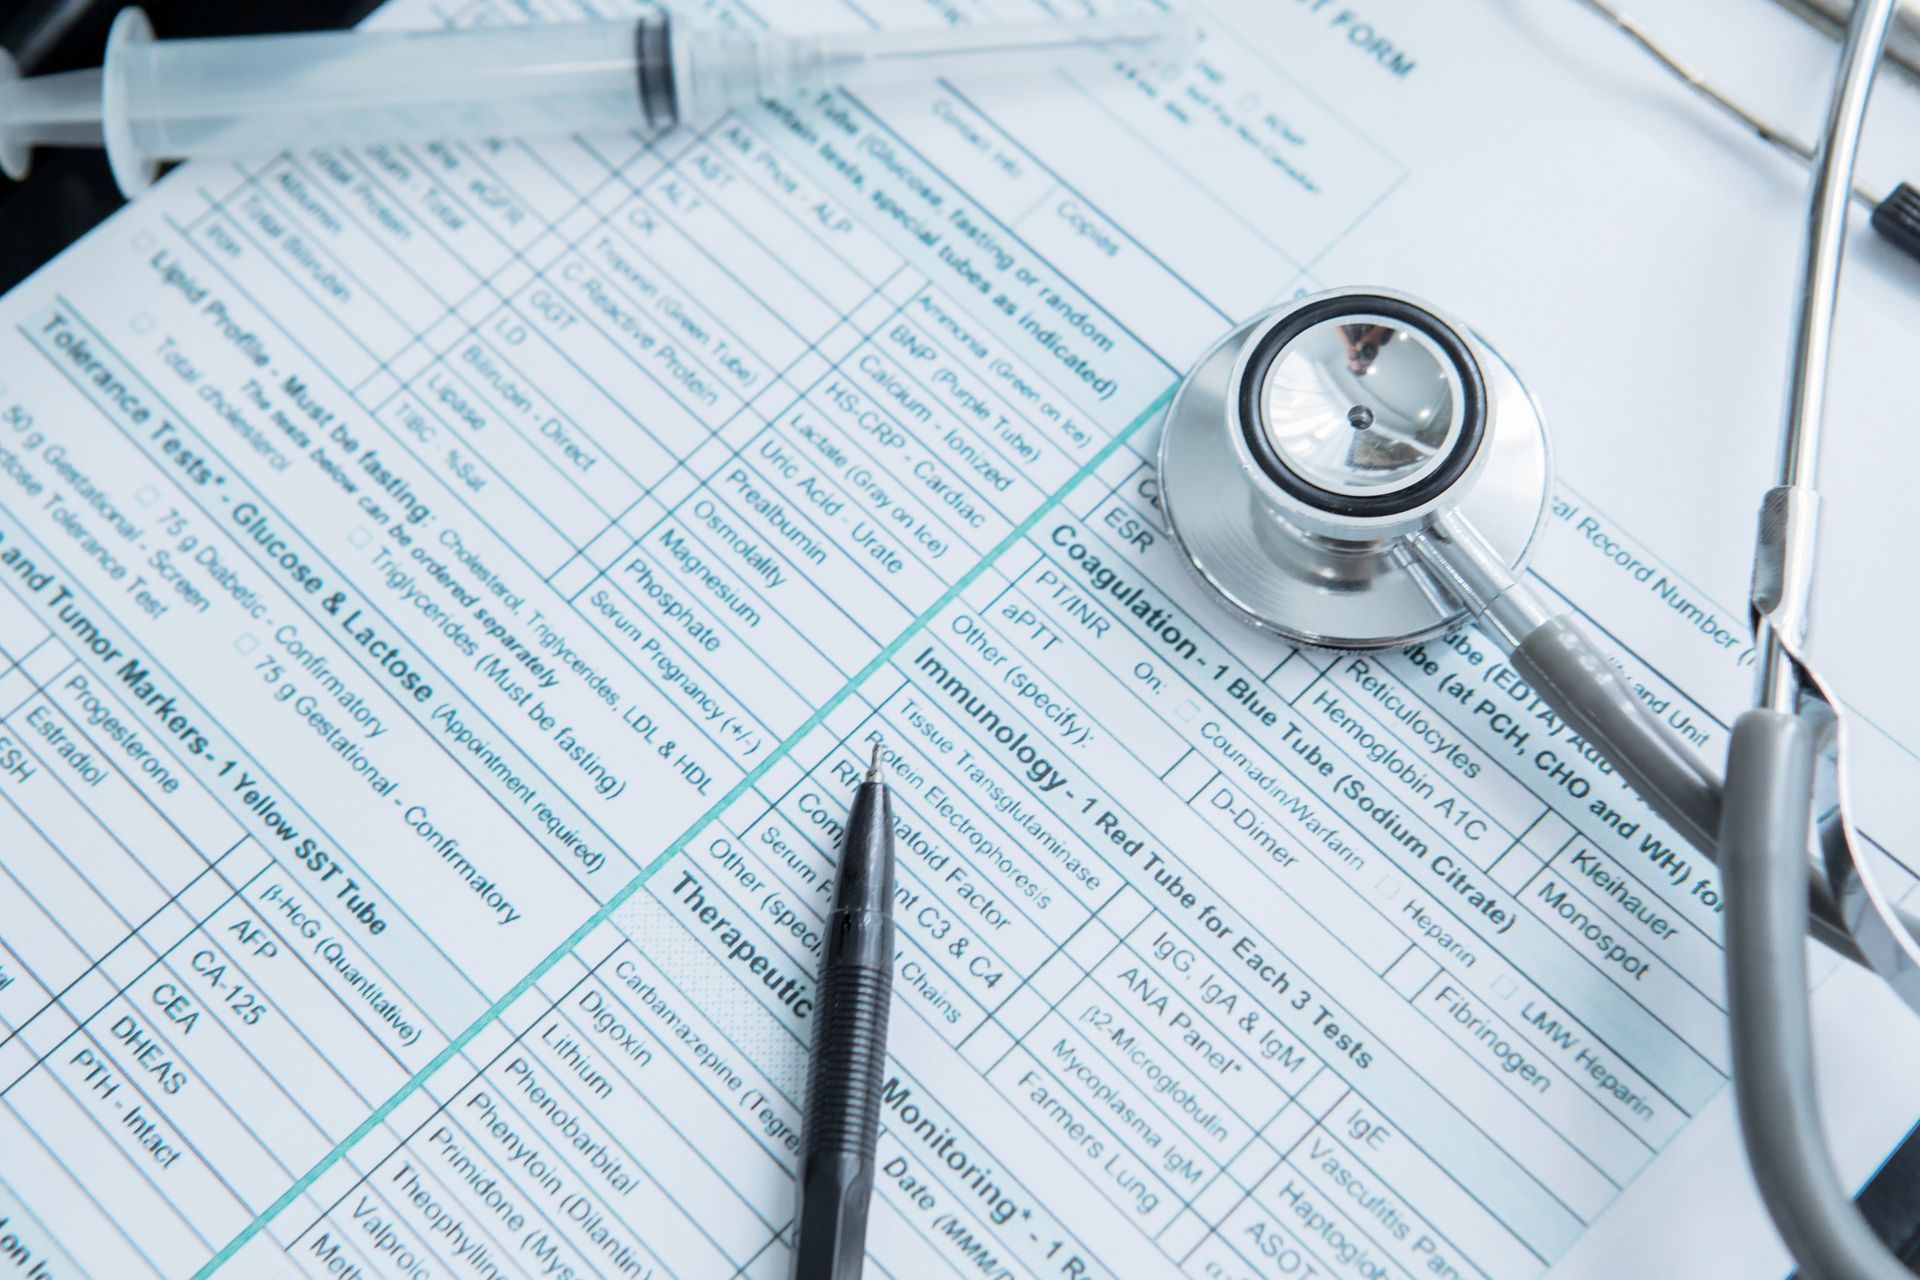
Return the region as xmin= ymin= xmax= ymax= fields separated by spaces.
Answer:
xmin=1158 ymin=5 xmax=1914 ymax=1276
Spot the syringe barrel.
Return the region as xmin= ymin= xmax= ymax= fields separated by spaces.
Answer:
xmin=60 ymin=7 xmax=1191 ymax=195
xmin=114 ymin=18 xmax=659 ymax=164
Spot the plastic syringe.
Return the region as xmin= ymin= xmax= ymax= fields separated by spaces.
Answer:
xmin=0 ymin=7 xmax=1192 ymax=197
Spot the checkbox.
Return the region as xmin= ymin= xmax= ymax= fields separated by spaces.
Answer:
xmin=1176 ymin=700 xmax=1200 ymax=722
xmin=348 ymin=527 xmax=372 ymax=549
xmin=235 ymin=634 xmax=259 ymax=655
xmin=1159 ymin=1211 xmax=1210 ymax=1258
xmin=1385 ymin=951 xmax=1438 ymax=999
xmin=548 ymin=557 xmax=596 ymax=600
xmin=1491 ymin=973 xmax=1518 ymax=1000
xmin=1296 ymin=1067 xmax=1348 ymax=1118
xmin=960 ymin=1021 xmax=1013 ymax=1071
xmin=1259 ymin=1106 xmax=1312 ymax=1156
xmin=135 ymin=486 xmax=159 ymax=506
xmin=1065 ymin=921 xmax=1119 ymax=968
xmin=1228 ymin=1137 xmax=1281 ymax=1185
xmin=1100 ymin=886 xmax=1152 ymax=939
xmin=132 ymin=229 xmax=157 ymax=252
xmin=997 ymin=985 xmax=1048 ymax=1039
xmin=1194 ymin=1176 xmax=1243 ymax=1221
xmin=1030 ymin=953 xmax=1081 ymax=1002
xmin=1375 ymin=874 xmax=1402 ymax=902
xmin=130 ymin=312 xmax=154 ymax=334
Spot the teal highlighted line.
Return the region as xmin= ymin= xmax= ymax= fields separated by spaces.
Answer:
xmin=193 ymin=384 xmax=1176 ymax=1277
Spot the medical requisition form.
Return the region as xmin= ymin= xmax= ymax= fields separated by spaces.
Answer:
xmin=1 ymin=0 xmax=1917 ymax=1276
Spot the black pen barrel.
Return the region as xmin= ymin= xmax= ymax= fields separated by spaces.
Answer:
xmin=792 ymin=773 xmax=895 ymax=1280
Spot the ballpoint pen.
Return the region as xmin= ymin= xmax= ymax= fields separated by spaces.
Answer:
xmin=791 ymin=742 xmax=896 ymax=1280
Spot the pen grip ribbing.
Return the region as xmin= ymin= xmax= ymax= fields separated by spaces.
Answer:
xmin=801 ymin=949 xmax=892 ymax=1157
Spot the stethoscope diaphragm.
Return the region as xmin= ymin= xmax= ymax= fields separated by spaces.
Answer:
xmin=1158 ymin=288 xmax=1553 ymax=649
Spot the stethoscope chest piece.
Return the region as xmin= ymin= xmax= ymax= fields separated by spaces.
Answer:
xmin=1159 ymin=288 xmax=1552 ymax=648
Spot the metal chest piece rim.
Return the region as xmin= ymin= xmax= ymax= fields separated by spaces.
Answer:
xmin=1157 ymin=288 xmax=1553 ymax=649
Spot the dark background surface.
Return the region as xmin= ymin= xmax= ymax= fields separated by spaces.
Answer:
xmin=4 ymin=1 xmax=1919 ymax=1272
xmin=0 ymin=0 xmax=383 ymax=292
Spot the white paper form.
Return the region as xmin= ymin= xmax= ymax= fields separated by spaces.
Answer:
xmin=0 ymin=0 xmax=1917 ymax=1276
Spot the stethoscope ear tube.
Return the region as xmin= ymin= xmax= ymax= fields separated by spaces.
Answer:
xmin=1720 ymin=710 xmax=1914 ymax=1280
xmin=1497 ymin=611 xmax=1909 ymax=962
xmin=1407 ymin=516 xmax=1902 ymax=965
xmin=1405 ymin=514 xmax=1722 ymax=865
xmin=1505 ymin=617 xmax=1720 ymax=851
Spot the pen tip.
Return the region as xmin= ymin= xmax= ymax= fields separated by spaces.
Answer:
xmin=866 ymin=740 xmax=884 ymax=783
